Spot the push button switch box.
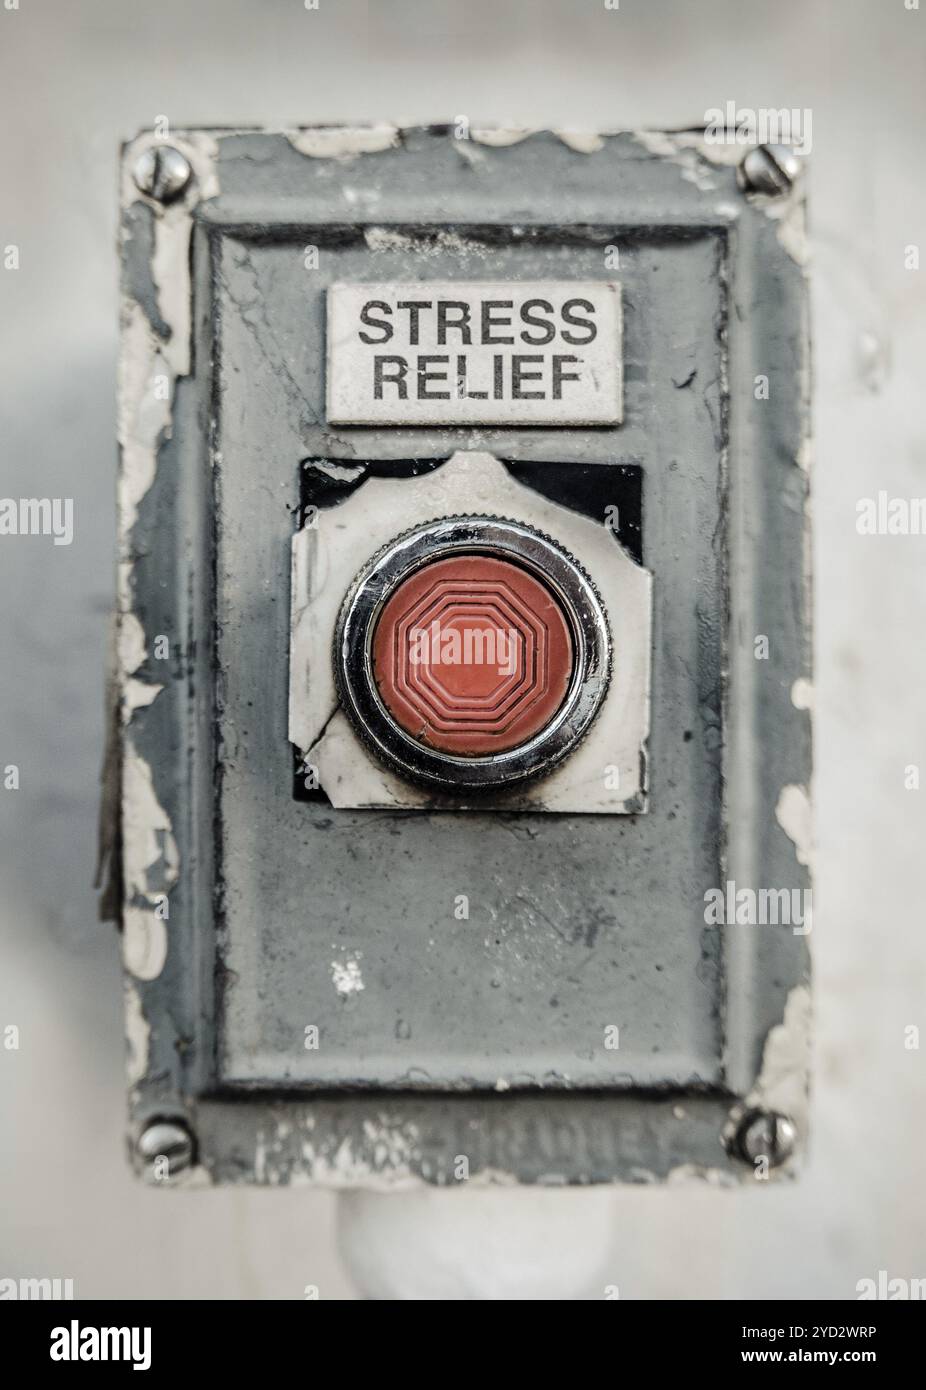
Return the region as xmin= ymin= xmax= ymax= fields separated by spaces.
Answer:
xmin=114 ymin=126 xmax=811 ymax=1187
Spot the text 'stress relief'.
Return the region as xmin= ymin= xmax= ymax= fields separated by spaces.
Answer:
xmin=326 ymin=281 xmax=623 ymax=426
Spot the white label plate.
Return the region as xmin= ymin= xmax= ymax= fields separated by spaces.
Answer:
xmin=326 ymin=281 xmax=622 ymax=426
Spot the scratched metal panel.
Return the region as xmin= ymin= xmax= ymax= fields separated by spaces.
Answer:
xmin=117 ymin=127 xmax=811 ymax=1184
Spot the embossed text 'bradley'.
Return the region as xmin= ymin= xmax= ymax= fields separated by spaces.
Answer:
xmin=326 ymin=281 xmax=622 ymax=426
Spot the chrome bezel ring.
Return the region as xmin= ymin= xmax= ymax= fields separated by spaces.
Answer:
xmin=333 ymin=516 xmax=611 ymax=792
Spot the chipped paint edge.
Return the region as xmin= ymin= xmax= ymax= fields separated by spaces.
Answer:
xmin=776 ymin=784 xmax=813 ymax=870
xmin=287 ymin=123 xmax=400 ymax=159
xmin=720 ymin=984 xmax=813 ymax=1182
xmin=117 ymin=131 xmax=222 ymax=1177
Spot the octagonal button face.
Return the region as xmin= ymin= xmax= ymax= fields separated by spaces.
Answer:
xmin=371 ymin=554 xmax=574 ymax=756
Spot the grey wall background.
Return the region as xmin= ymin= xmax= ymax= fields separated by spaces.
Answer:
xmin=1 ymin=0 xmax=924 ymax=1299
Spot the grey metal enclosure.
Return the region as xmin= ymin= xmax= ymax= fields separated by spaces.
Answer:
xmin=113 ymin=125 xmax=811 ymax=1186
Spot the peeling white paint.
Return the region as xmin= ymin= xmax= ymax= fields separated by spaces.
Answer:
xmin=362 ymin=226 xmax=490 ymax=260
xmin=299 ymin=1150 xmax=418 ymax=1190
xmin=121 ymin=132 xmax=220 ymax=379
xmin=776 ymin=783 xmax=813 ymax=868
xmin=288 ymin=124 xmax=399 ymax=159
xmin=123 ymin=678 xmax=163 ymax=716
xmin=118 ymin=610 xmax=147 ymax=677
xmin=117 ymin=610 xmax=163 ymax=718
xmin=471 ymin=127 xmax=533 ymax=148
xmin=471 ymin=127 xmax=605 ymax=154
xmin=331 ymin=956 xmax=365 ymax=997
xmin=791 ymin=677 xmax=814 ymax=711
xmin=124 ymin=981 xmax=150 ymax=1087
xmin=631 ymin=129 xmax=810 ymax=265
xmin=123 ymin=903 xmax=168 ymax=981
xmin=117 ymin=322 xmax=174 ymax=540
xmin=118 ymin=132 xmax=220 ymax=540
xmin=362 ymin=227 xmax=414 ymax=254
xmin=117 ymin=131 xmax=220 ymax=1004
xmin=301 ymin=1121 xmax=422 ymax=1189
xmin=632 ymin=130 xmax=718 ymax=191
xmin=253 ymin=1113 xmax=531 ymax=1190
xmin=553 ymin=129 xmax=605 ymax=154
xmin=660 ymin=130 xmax=745 ymax=168
xmin=709 ymin=988 xmax=813 ymax=1185
xmin=746 ymin=984 xmax=812 ymax=1142
xmin=310 ymin=459 xmax=362 ymax=483
xmin=122 ymin=743 xmax=179 ymax=901
xmin=121 ymin=741 xmax=178 ymax=981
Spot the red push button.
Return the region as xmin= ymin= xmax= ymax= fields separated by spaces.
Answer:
xmin=334 ymin=517 xmax=610 ymax=791
xmin=372 ymin=554 xmax=574 ymax=756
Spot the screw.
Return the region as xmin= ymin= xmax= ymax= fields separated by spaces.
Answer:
xmin=132 ymin=144 xmax=192 ymax=204
xmin=136 ymin=1118 xmax=195 ymax=1180
xmin=738 ymin=144 xmax=802 ymax=197
xmin=736 ymin=1109 xmax=797 ymax=1167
